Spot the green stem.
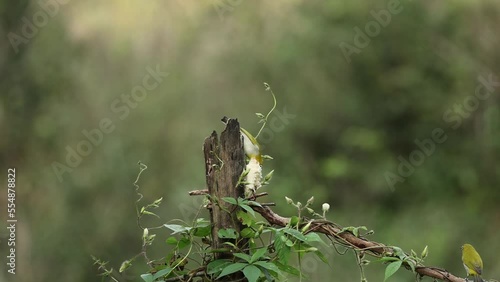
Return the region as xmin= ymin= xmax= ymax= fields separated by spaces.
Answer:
xmin=255 ymin=84 xmax=277 ymax=139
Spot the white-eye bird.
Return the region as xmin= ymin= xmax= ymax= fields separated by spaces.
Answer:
xmin=240 ymin=128 xmax=262 ymax=197
xmin=462 ymin=244 xmax=485 ymax=282
xmin=240 ymin=127 xmax=262 ymax=164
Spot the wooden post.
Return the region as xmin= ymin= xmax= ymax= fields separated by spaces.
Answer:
xmin=203 ymin=118 xmax=247 ymax=263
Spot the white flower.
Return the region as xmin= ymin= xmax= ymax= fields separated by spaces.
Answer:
xmin=322 ymin=203 xmax=330 ymax=218
xmin=245 ymin=158 xmax=262 ymax=197
xmin=322 ymin=203 xmax=330 ymax=213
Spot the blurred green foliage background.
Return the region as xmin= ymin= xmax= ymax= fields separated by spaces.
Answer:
xmin=1 ymin=0 xmax=500 ymax=281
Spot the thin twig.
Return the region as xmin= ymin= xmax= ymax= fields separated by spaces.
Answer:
xmin=188 ymin=189 xmax=208 ymax=196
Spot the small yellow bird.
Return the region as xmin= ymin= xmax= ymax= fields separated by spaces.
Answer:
xmin=461 ymin=243 xmax=484 ymax=282
xmin=240 ymin=127 xmax=263 ymax=198
xmin=240 ymin=127 xmax=262 ymax=164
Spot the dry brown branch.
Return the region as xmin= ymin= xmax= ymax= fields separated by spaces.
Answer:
xmin=188 ymin=189 xmax=208 ymax=196
xmin=252 ymin=205 xmax=465 ymax=282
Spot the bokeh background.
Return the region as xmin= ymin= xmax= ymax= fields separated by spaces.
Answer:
xmin=1 ymin=0 xmax=500 ymax=281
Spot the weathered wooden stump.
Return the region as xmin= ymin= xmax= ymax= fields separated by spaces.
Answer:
xmin=203 ymin=118 xmax=247 ymax=281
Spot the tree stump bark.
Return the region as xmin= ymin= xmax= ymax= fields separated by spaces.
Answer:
xmin=203 ymin=118 xmax=247 ymax=263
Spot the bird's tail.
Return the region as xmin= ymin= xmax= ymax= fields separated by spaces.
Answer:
xmin=473 ymin=275 xmax=485 ymax=282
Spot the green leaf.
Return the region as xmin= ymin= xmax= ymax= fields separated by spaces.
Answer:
xmin=277 ymin=247 xmax=291 ymax=264
xmin=233 ymin=253 xmax=252 ymax=263
xmin=239 ymin=204 xmax=256 ymax=217
xmin=237 ymin=210 xmax=254 ymax=226
xmin=237 ymin=197 xmax=249 ymax=203
xmin=392 ymin=247 xmax=406 ymax=258
xmin=218 ymin=228 xmax=238 ymax=239
xmin=247 ymin=200 xmax=263 ymax=208
xmin=314 ymin=250 xmax=329 ymax=264
xmin=289 ymin=216 xmax=300 ymax=227
xmin=254 ymin=261 xmax=280 ymax=273
xmin=277 ymin=241 xmax=292 ymax=262
xmin=250 ymin=247 xmax=268 ymax=263
xmin=153 ymin=267 xmax=173 ymax=279
xmin=165 ymin=236 xmax=177 ymax=245
xmin=140 ymin=273 xmax=154 ymax=282
xmin=177 ymin=237 xmax=191 ymax=249
xmin=284 ymin=228 xmax=307 ymax=242
xmin=164 ymin=224 xmax=191 ymax=235
xmin=293 ymin=242 xmax=313 ymax=253
xmin=222 ymin=197 xmax=238 ymax=205
xmin=378 ymin=256 xmax=400 ymax=262
xmin=274 ymin=231 xmax=291 ymax=264
xmin=341 ymin=226 xmax=367 ymax=237
xmin=207 ymin=259 xmax=231 ymax=275
xmin=260 ymin=267 xmax=275 ymax=281
xmin=274 ymin=261 xmax=300 ymax=276
xmin=353 ymin=226 xmax=367 ymax=237
xmin=193 ymin=226 xmax=211 ymax=237
xmin=243 ymin=265 xmax=262 ymax=282
xmin=305 ymin=232 xmax=327 ymax=246
xmin=195 ymin=217 xmax=210 ymax=225
xmin=406 ymin=258 xmax=416 ymax=273
xmin=384 ymin=260 xmax=402 ymax=281
xmin=222 ymin=241 xmax=238 ymax=249
xmin=217 ymin=262 xmax=247 ymax=279
xmin=240 ymin=227 xmax=256 ymax=238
